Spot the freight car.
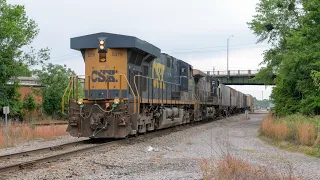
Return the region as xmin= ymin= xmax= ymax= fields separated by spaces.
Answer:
xmin=64 ymin=32 xmax=253 ymax=139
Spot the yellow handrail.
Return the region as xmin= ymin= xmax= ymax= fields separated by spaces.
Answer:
xmin=61 ymin=78 xmax=73 ymax=114
xmin=117 ymin=74 xmax=137 ymax=113
xmin=62 ymin=74 xmax=137 ymax=114
xmin=67 ymin=77 xmax=74 ymax=107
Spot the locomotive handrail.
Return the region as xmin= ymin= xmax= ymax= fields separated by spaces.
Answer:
xmin=116 ymin=73 xmax=137 ymax=113
xmin=61 ymin=74 xmax=137 ymax=114
xmin=196 ymin=89 xmax=218 ymax=103
xmin=62 ymin=75 xmax=85 ymax=114
xmin=67 ymin=77 xmax=74 ymax=107
xmin=86 ymin=73 xmax=137 ymax=113
xmin=134 ymin=75 xmax=183 ymax=113
xmin=134 ymin=75 xmax=198 ymax=113
xmin=61 ymin=77 xmax=73 ymax=114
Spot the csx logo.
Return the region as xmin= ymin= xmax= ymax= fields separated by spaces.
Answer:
xmin=152 ymin=62 xmax=165 ymax=89
xmin=92 ymin=70 xmax=118 ymax=82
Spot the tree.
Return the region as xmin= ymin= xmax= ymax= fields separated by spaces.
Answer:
xmin=33 ymin=63 xmax=76 ymax=118
xmin=248 ymin=0 xmax=303 ymax=84
xmin=248 ymin=0 xmax=320 ymax=115
xmin=0 ymin=0 xmax=49 ymax=116
xmin=311 ymin=70 xmax=320 ymax=90
xmin=22 ymin=92 xmax=37 ymax=121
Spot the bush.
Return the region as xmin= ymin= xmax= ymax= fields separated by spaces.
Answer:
xmin=22 ymin=92 xmax=37 ymax=121
xmin=260 ymin=113 xmax=319 ymax=146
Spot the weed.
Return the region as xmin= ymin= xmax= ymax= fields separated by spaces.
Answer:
xmin=296 ymin=121 xmax=316 ymax=146
xmin=200 ymin=153 xmax=298 ymax=180
xmin=260 ymin=113 xmax=319 ymax=146
xmin=0 ymin=122 xmax=68 ymax=148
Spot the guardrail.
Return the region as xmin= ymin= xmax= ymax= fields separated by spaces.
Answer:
xmin=62 ymin=74 xmax=137 ymax=114
xmin=206 ymin=70 xmax=259 ymax=76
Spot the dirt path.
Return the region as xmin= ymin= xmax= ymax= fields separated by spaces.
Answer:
xmin=2 ymin=111 xmax=319 ymax=180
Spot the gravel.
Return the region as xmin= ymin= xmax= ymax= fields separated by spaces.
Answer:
xmin=0 ymin=135 xmax=88 ymax=156
xmin=1 ymin=111 xmax=320 ymax=180
xmin=0 ymin=142 xmax=97 ymax=168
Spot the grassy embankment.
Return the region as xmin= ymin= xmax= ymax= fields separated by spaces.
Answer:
xmin=0 ymin=121 xmax=68 ymax=149
xmin=259 ymin=112 xmax=320 ymax=157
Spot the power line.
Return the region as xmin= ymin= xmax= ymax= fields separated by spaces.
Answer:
xmin=48 ymin=53 xmax=81 ymax=62
xmin=166 ymin=44 xmax=268 ymax=55
xmin=162 ymin=42 xmax=265 ymax=52
xmin=45 ymin=42 xmax=268 ymax=61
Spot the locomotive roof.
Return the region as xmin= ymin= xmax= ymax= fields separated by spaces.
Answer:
xmin=193 ymin=69 xmax=207 ymax=78
xmin=70 ymin=32 xmax=161 ymax=58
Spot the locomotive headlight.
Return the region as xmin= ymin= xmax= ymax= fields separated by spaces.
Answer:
xmin=77 ymin=98 xmax=83 ymax=105
xmin=114 ymin=97 xmax=120 ymax=105
xmin=98 ymin=37 xmax=107 ymax=53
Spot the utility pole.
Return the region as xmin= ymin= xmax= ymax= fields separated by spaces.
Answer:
xmin=227 ymin=35 xmax=234 ymax=75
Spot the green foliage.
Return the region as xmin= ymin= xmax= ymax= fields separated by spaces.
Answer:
xmin=33 ymin=63 xmax=75 ymax=118
xmin=249 ymin=0 xmax=320 ymax=116
xmin=0 ymin=0 xmax=49 ymax=116
xmin=22 ymin=92 xmax=37 ymax=121
xmin=22 ymin=93 xmax=37 ymax=112
xmin=247 ymin=0 xmax=302 ymax=44
xmin=252 ymin=66 xmax=275 ymax=85
xmin=253 ymin=97 xmax=273 ymax=108
xmin=280 ymin=114 xmax=320 ymax=129
xmin=311 ymin=70 xmax=320 ymax=90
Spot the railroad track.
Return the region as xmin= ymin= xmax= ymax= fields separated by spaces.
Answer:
xmin=0 ymin=139 xmax=104 ymax=174
xmin=0 ymin=113 xmax=242 ymax=174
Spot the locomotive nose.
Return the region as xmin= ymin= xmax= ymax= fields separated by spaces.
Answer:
xmin=68 ymin=100 xmax=133 ymax=138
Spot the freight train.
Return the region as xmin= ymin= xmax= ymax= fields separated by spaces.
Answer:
xmin=64 ymin=32 xmax=253 ymax=139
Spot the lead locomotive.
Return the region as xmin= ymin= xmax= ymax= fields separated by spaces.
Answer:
xmin=65 ymin=32 xmax=253 ymax=138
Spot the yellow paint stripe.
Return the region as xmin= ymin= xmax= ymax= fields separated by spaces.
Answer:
xmin=140 ymin=98 xmax=195 ymax=105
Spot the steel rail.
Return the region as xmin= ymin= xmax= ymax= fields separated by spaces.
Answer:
xmin=0 ymin=139 xmax=92 ymax=163
xmin=0 ymin=140 xmax=123 ymax=174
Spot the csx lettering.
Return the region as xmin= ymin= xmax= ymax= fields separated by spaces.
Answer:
xmin=152 ymin=62 xmax=165 ymax=89
xmin=92 ymin=70 xmax=117 ymax=82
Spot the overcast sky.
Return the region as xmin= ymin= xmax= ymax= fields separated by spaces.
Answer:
xmin=8 ymin=0 xmax=273 ymax=100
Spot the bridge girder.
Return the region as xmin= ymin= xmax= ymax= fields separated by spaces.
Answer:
xmin=216 ymin=76 xmax=275 ymax=85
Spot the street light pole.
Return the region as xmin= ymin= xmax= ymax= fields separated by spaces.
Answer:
xmin=227 ymin=35 xmax=233 ymax=75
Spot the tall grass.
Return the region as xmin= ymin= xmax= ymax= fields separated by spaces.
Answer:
xmin=200 ymin=153 xmax=297 ymax=180
xmin=260 ymin=114 xmax=289 ymax=140
xmin=260 ymin=112 xmax=319 ymax=146
xmin=0 ymin=122 xmax=68 ymax=148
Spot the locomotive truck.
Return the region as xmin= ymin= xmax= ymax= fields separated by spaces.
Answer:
xmin=64 ymin=32 xmax=253 ymax=139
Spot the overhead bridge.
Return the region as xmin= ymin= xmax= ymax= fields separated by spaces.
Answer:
xmin=206 ymin=70 xmax=275 ymax=85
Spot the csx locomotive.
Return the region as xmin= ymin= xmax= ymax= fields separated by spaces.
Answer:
xmin=65 ymin=32 xmax=253 ymax=138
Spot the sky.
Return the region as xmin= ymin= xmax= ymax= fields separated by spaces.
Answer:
xmin=8 ymin=0 xmax=273 ymax=100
